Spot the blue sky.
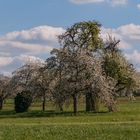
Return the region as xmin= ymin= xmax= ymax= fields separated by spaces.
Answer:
xmin=0 ymin=0 xmax=140 ymax=75
xmin=0 ymin=0 xmax=139 ymax=33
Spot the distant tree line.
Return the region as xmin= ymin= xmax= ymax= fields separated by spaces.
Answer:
xmin=0 ymin=21 xmax=139 ymax=114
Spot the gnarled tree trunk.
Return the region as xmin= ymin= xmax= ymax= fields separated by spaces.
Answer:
xmin=93 ymin=95 xmax=99 ymax=112
xmin=86 ymin=92 xmax=94 ymax=112
xmin=73 ymin=94 xmax=78 ymax=115
xmin=0 ymin=96 xmax=4 ymax=110
xmin=107 ymin=103 xmax=117 ymax=112
xmin=42 ymin=92 xmax=46 ymax=111
xmin=86 ymin=92 xmax=99 ymax=112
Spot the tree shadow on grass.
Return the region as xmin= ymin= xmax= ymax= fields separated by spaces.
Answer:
xmin=0 ymin=110 xmax=108 ymax=119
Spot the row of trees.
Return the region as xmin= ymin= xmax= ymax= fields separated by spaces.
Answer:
xmin=0 ymin=21 xmax=139 ymax=114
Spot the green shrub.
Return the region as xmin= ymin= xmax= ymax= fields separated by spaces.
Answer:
xmin=14 ymin=91 xmax=32 ymax=113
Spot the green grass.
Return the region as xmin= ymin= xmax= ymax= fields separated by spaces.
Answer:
xmin=0 ymin=97 xmax=140 ymax=140
xmin=0 ymin=124 xmax=140 ymax=140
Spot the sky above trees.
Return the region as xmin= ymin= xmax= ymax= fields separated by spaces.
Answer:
xmin=0 ymin=0 xmax=140 ymax=75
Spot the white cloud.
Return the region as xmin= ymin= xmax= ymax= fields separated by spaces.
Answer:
xmin=1 ymin=26 xmax=65 ymax=42
xmin=110 ymin=0 xmax=127 ymax=6
xmin=0 ymin=25 xmax=65 ymax=74
xmin=137 ymin=4 xmax=140 ymax=10
xmin=101 ymin=23 xmax=140 ymax=50
xmin=125 ymin=50 xmax=140 ymax=70
xmin=0 ymin=25 xmax=65 ymax=55
xmin=117 ymin=24 xmax=140 ymax=40
xmin=0 ymin=57 xmax=13 ymax=66
xmin=0 ymin=55 xmax=44 ymax=67
xmin=16 ymin=55 xmax=45 ymax=64
xmin=125 ymin=50 xmax=140 ymax=62
xmin=0 ymin=52 xmax=11 ymax=57
xmin=0 ymin=40 xmax=52 ymax=54
xmin=1 ymin=23 xmax=140 ymax=73
xmin=101 ymin=23 xmax=140 ymax=71
xmin=70 ymin=0 xmax=127 ymax=5
xmin=70 ymin=0 xmax=104 ymax=4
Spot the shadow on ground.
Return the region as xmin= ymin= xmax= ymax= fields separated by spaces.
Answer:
xmin=0 ymin=110 xmax=108 ymax=118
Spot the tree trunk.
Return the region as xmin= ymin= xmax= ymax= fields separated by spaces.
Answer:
xmin=73 ymin=94 xmax=78 ymax=115
xmin=86 ymin=92 xmax=94 ymax=112
xmin=93 ymin=96 xmax=99 ymax=112
xmin=42 ymin=93 xmax=46 ymax=111
xmin=0 ymin=97 xmax=3 ymax=110
xmin=58 ymin=103 xmax=63 ymax=112
xmin=107 ymin=104 xmax=117 ymax=112
xmin=86 ymin=92 xmax=99 ymax=112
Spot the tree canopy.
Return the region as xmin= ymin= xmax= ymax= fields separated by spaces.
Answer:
xmin=0 ymin=20 xmax=138 ymax=115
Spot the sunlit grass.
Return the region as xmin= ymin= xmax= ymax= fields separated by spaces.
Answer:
xmin=0 ymin=97 xmax=140 ymax=140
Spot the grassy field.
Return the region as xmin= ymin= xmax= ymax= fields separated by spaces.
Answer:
xmin=0 ymin=97 xmax=140 ymax=140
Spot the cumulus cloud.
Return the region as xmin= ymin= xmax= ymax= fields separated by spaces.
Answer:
xmin=0 ymin=52 xmax=11 ymax=57
xmin=125 ymin=50 xmax=140 ymax=71
xmin=0 ymin=40 xmax=52 ymax=55
xmin=101 ymin=23 xmax=140 ymax=70
xmin=101 ymin=23 xmax=140 ymax=50
xmin=110 ymin=0 xmax=127 ymax=6
xmin=0 ymin=57 xmax=13 ymax=66
xmin=1 ymin=26 xmax=65 ymax=43
xmin=117 ymin=24 xmax=140 ymax=40
xmin=137 ymin=4 xmax=140 ymax=10
xmin=0 ymin=55 xmax=45 ymax=75
xmin=16 ymin=54 xmax=45 ymax=64
xmin=0 ymin=25 xmax=65 ymax=54
xmin=125 ymin=50 xmax=140 ymax=63
xmin=70 ymin=0 xmax=104 ymax=4
xmin=70 ymin=0 xmax=127 ymax=5
xmin=0 ymin=25 xmax=65 ymax=74
xmin=1 ymin=23 xmax=140 ymax=74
